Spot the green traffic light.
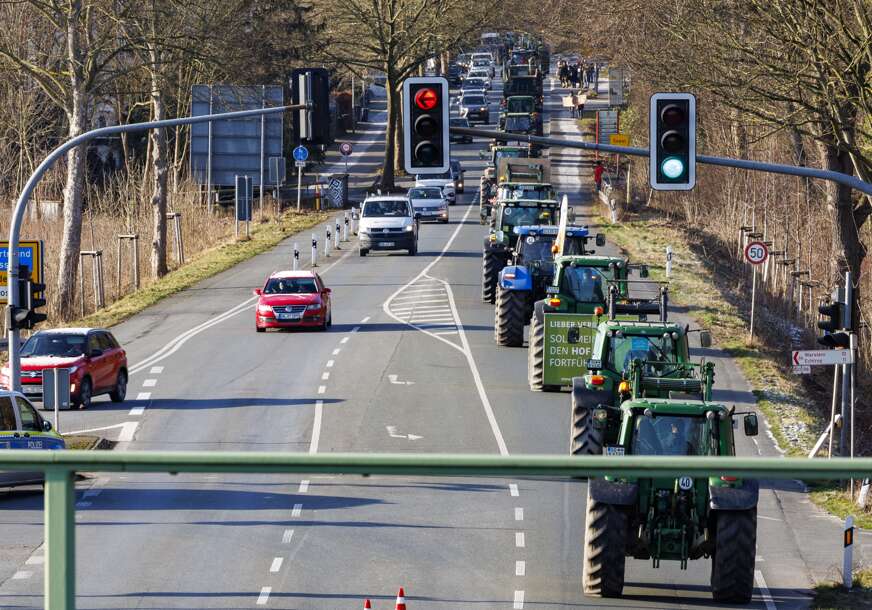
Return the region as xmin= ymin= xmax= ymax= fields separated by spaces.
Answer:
xmin=661 ymin=157 xmax=685 ymax=179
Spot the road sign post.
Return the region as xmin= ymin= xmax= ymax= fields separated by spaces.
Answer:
xmin=293 ymin=146 xmax=309 ymax=212
xmin=744 ymin=241 xmax=768 ymax=339
xmin=340 ymin=142 xmax=352 ymax=173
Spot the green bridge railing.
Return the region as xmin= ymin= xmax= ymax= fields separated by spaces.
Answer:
xmin=3 ymin=450 xmax=872 ymax=609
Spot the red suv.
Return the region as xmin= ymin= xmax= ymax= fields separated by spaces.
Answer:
xmin=1 ymin=328 xmax=128 ymax=409
xmin=254 ymin=271 xmax=332 ymax=331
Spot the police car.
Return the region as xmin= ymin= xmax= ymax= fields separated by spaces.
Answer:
xmin=0 ymin=390 xmax=64 ymax=487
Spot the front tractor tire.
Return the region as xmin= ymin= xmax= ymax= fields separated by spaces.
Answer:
xmin=570 ymin=387 xmax=605 ymax=456
xmin=481 ymin=249 xmax=502 ymax=303
xmin=710 ymin=509 xmax=757 ymax=603
xmin=494 ymin=286 xmax=527 ymax=347
xmin=582 ymin=486 xmax=627 ymax=598
xmin=528 ymin=301 xmax=559 ymax=391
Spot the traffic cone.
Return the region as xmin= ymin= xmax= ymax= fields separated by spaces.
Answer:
xmin=395 ymin=587 xmax=407 ymax=610
xmin=364 ymin=601 xmax=372 ymax=609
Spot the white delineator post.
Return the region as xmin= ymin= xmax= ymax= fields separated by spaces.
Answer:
xmin=334 ymin=219 xmax=341 ymax=249
xmin=292 ymin=242 xmax=299 ymax=271
xmin=311 ymin=234 xmax=317 ymax=267
xmin=343 ymin=213 xmax=350 ymax=241
xmin=844 ymin=515 xmax=854 ymax=589
xmin=325 ymin=226 xmax=331 ymax=257
xmin=666 ymin=245 xmax=673 ymax=278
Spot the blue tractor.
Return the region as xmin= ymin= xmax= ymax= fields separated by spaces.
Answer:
xmin=495 ymin=225 xmax=599 ymax=346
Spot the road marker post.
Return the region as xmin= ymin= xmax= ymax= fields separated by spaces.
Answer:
xmin=311 ymin=234 xmax=317 ymax=267
xmin=343 ymin=213 xmax=350 ymax=241
xmin=325 ymin=226 xmax=331 ymax=257
xmin=844 ymin=515 xmax=854 ymax=589
xmin=292 ymin=243 xmax=299 ymax=271
xmin=665 ymin=245 xmax=672 ymax=278
xmin=334 ymin=219 xmax=341 ymax=249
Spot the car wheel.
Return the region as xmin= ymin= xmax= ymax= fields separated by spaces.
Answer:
xmin=109 ymin=370 xmax=127 ymax=403
xmin=76 ymin=377 xmax=92 ymax=410
xmin=256 ymin=325 xmax=265 ymax=332
xmin=359 ymin=248 xmax=368 ymax=257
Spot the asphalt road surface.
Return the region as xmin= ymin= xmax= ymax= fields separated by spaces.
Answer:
xmin=0 ymin=65 xmax=848 ymax=610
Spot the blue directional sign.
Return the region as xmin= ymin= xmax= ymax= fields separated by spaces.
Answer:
xmin=293 ymin=145 xmax=309 ymax=162
xmin=0 ymin=240 xmax=44 ymax=304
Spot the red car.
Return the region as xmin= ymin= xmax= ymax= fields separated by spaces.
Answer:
xmin=0 ymin=328 xmax=127 ymax=409
xmin=254 ymin=270 xmax=332 ymax=331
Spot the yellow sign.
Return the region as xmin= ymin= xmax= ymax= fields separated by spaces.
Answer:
xmin=0 ymin=240 xmax=44 ymax=304
xmin=609 ymin=133 xmax=630 ymax=147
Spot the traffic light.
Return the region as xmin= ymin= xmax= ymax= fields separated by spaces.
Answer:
xmin=403 ymin=76 xmax=449 ymax=175
xmin=10 ymin=265 xmax=47 ymax=330
xmin=818 ymin=299 xmax=849 ymax=348
xmin=649 ymin=93 xmax=696 ymax=190
xmin=291 ymin=68 xmax=331 ymax=147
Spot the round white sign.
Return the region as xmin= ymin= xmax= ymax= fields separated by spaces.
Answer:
xmin=744 ymin=241 xmax=768 ymax=265
xmin=678 ymin=476 xmax=694 ymax=491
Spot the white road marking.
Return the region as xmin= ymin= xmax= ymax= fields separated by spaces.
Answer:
xmin=12 ymin=571 xmax=32 ymax=580
xmin=340 ymin=337 xmax=349 ymax=344
xmin=136 ymin=392 xmax=151 ymax=401
xmin=142 ymin=378 xmax=157 ymax=387
xmin=388 ymin=374 xmax=415 ymax=385
xmin=509 ymin=484 xmax=519 ymax=497
xmin=118 ymin=421 xmax=138 ymax=444
xmin=317 ymin=385 xmax=326 ymax=394
xmin=755 ymin=570 xmax=776 ymax=610
xmin=391 ymin=297 xmax=447 ymax=305
xmin=515 ymin=532 xmax=525 ymax=548
xmin=515 ymin=507 xmax=524 ymax=521
xmin=513 ymin=589 xmax=524 ymax=609
xmin=352 ymin=325 xmax=360 ymax=332
xmin=394 ymin=305 xmax=452 ymax=312
xmin=149 ymin=366 xmax=164 ymax=374
xmin=758 ymin=515 xmax=782 ymax=522
xmin=432 ymin=330 xmax=459 ymax=335
xmin=270 ymin=557 xmax=283 ymax=573
xmin=515 ymin=560 xmax=526 ymax=576
xmin=256 ymin=586 xmax=271 ymax=605
xmin=291 ymin=503 xmax=302 ymax=517
xmin=332 ymin=349 xmax=341 ymax=355
xmin=386 ymin=425 xmax=423 ymax=440
xmin=360 ymin=316 xmax=371 ymax=323
xmin=24 ymin=556 xmax=44 ymax=566
xmin=756 ymin=555 xmax=765 ymax=562
xmin=83 ymin=489 xmax=102 ymax=498
xmin=282 ymin=529 xmax=295 ymax=544
xmin=326 ymin=360 xmax=334 ymax=368
xmin=321 ymin=372 xmax=330 ymax=380
xmin=75 ymin=501 xmax=91 ymax=508
xmin=298 ymin=480 xmax=309 ymax=493
xmin=129 ymin=406 xmax=145 ymax=416
xmin=309 ymin=400 xmax=323 ymax=454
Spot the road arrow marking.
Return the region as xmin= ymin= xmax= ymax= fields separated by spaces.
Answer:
xmin=386 ymin=425 xmax=423 ymax=440
xmin=388 ymin=374 xmax=415 ymax=385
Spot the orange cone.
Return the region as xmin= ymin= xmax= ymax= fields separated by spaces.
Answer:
xmin=395 ymin=587 xmax=407 ymax=610
xmin=364 ymin=601 xmax=372 ymax=609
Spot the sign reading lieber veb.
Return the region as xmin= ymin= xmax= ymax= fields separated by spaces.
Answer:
xmin=543 ymin=314 xmax=599 ymax=387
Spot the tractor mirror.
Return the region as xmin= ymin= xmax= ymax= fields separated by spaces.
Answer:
xmin=699 ymin=330 xmax=712 ymax=348
xmin=567 ymin=327 xmax=580 ymax=344
xmin=640 ymin=265 xmax=650 ymax=278
xmin=595 ymin=233 xmax=606 ymax=247
xmin=743 ymin=413 xmax=759 ymax=437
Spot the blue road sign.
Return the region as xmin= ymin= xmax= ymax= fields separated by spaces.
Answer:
xmin=0 ymin=240 xmax=44 ymax=304
xmin=293 ymin=145 xmax=309 ymax=162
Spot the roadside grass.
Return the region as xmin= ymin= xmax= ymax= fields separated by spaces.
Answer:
xmin=813 ymin=568 xmax=872 ymax=609
xmin=73 ymin=210 xmax=330 ymax=330
xmin=61 ymin=434 xmax=103 ymax=450
xmin=809 ymin=485 xmax=872 ymax=530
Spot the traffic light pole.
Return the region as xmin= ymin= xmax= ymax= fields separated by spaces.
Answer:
xmin=841 ymin=272 xmax=852 ymax=457
xmin=5 ymin=104 xmax=304 ymax=392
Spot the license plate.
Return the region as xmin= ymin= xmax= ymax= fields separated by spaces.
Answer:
xmin=378 ymin=241 xmax=395 ymax=247
xmin=276 ymin=313 xmax=302 ymax=321
xmin=23 ymin=385 xmax=42 ymax=395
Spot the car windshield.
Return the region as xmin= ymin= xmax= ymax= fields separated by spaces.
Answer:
xmin=609 ymin=333 xmax=678 ymax=374
xmin=518 ymin=236 xmax=555 ymax=263
xmin=463 ymin=96 xmax=486 ymax=106
xmin=463 ymin=79 xmax=485 ymax=87
xmin=363 ymin=201 xmax=409 ymax=217
xmin=21 ymin=333 xmax=87 ymax=358
xmin=633 ymin=415 xmax=706 ymax=456
xmin=560 ymin=265 xmax=609 ymax=303
xmin=506 ymin=116 xmax=532 ymax=131
xmin=502 ymin=186 xmax=545 ymax=200
xmin=500 ymin=206 xmax=554 ymax=228
xmin=408 ymin=188 xmax=442 ymax=200
xmin=507 ymin=99 xmax=533 ymax=113
xmin=494 ymin=150 xmax=525 ymax=165
xmin=263 ymin=277 xmax=318 ymax=295
xmin=417 ymin=171 xmax=451 ymax=181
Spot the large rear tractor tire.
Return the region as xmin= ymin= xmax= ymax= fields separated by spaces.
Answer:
xmin=495 ymin=286 xmax=527 ymax=347
xmin=710 ymin=509 xmax=757 ymax=604
xmin=571 ymin=389 xmax=605 ymax=456
xmin=582 ymin=486 xmax=627 ymax=598
xmin=528 ymin=302 xmax=559 ymax=391
xmin=481 ymin=249 xmax=501 ymax=303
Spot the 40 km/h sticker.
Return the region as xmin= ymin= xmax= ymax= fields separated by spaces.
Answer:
xmin=744 ymin=241 xmax=768 ymax=265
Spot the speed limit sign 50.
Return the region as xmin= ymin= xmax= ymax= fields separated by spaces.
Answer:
xmin=744 ymin=241 xmax=768 ymax=265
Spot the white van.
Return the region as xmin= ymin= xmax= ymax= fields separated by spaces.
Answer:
xmin=358 ymin=195 xmax=419 ymax=256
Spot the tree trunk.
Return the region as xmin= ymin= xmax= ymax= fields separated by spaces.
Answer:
xmin=381 ymin=81 xmax=397 ymax=189
xmin=148 ymin=47 xmax=169 ymax=278
xmin=393 ymin=85 xmax=403 ymax=179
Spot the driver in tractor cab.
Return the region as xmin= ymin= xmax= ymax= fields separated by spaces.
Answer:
xmin=656 ymin=418 xmax=694 ymax=455
xmin=575 ymin=268 xmax=603 ymax=302
xmin=538 ymin=209 xmax=552 ymax=223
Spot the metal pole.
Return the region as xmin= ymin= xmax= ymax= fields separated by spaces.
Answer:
xmin=54 ymin=371 xmax=60 ymax=433
xmin=246 ymin=176 xmax=251 ymax=239
xmin=133 ymin=235 xmax=140 ymax=289
xmin=851 ymin=332 xmax=857 ymax=496
xmin=749 ymin=265 xmax=757 ymax=340
xmin=234 ymin=175 xmax=240 ymax=239
xmin=829 ymin=365 xmax=840 ymax=458
xmin=841 ymin=271 xmax=852 ymax=457
xmin=296 ymin=165 xmax=303 ymax=212
xmin=259 ymin=85 xmax=266 ymax=220
xmin=207 ymin=85 xmax=213 ymax=213
xmin=44 ymin=469 xmax=75 ymax=610
xmin=115 ymin=238 xmax=122 ymax=296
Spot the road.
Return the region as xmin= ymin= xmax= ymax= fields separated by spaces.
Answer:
xmin=0 ymin=63 xmax=854 ymax=609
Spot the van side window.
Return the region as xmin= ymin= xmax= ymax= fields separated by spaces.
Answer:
xmin=0 ymin=398 xmax=16 ymax=431
xmin=16 ymin=397 xmax=41 ymax=431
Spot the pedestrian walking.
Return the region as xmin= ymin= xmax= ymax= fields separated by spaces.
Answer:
xmin=570 ymin=92 xmax=579 ymax=118
xmin=570 ymin=64 xmax=579 ymax=88
xmin=594 ymin=160 xmax=605 ymax=192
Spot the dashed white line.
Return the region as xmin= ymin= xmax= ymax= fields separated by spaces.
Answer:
xmin=256 ymin=586 xmax=271 ymax=605
xmin=317 ymin=385 xmax=326 ymax=394
xmin=12 ymin=571 xmax=32 ymax=580
xmin=755 ymin=570 xmax=776 ymax=610
xmin=509 ymin=484 xmax=519 ymax=497
xmin=351 ymin=325 xmax=360 ymax=332
xmin=269 ymin=557 xmax=284 ymax=573
xmin=309 ymin=400 xmax=323 ymax=454
xmin=25 ymin=556 xmax=44 ymax=566
xmin=149 ymin=366 xmax=164 ymax=374
xmin=129 ymin=406 xmax=145 ymax=416
xmin=142 ymin=379 xmax=157 ymax=387
xmin=332 ymin=348 xmax=341 ymax=355
xmin=360 ymin=316 xmax=371 ymax=323
xmin=282 ymin=529 xmax=295 ymax=544
xmin=515 ymin=560 xmax=526 ymax=576
xmin=298 ymin=480 xmax=310 ymax=493
xmin=326 ymin=360 xmax=335 ymax=368
xmin=513 ymin=589 xmax=524 ymax=609
xmin=321 ymin=372 xmax=330 ymax=380
xmin=514 ymin=507 xmax=524 ymax=521
xmin=291 ymin=503 xmax=302 ymax=517
xmin=340 ymin=337 xmax=349 ymax=344
xmin=515 ymin=532 xmax=525 ymax=548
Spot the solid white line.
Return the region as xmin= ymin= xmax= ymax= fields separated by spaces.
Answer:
xmin=298 ymin=480 xmax=310 ymax=493
xmin=515 ymin=532 xmax=525 ymax=548
xmin=326 ymin=360 xmax=334 ymax=368
xmin=332 ymin=348 xmax=341 ymax=355
xmin=321 ymin=372 xmax=330 ymax=380
xmin=510 ymin=484 xmax=519 ymax=497
xmin=142 ymin=379 xmax=157 ymax=387
xmin=270 ymin=557 xmax=283 ymax=573
xmin=309 ymin=400 xmax=323 ymax=454
xmin=291 ymin=503 xmax=302 ymax=517
xmin=12 ymin=571 xmax=32 ymax=580
xmin=317 ymin=385 xmax=326 ymax=394
xmin=340 ymin=337 xmax=349 ymax=344
xmin=755 ymin=570 xmax=776 ymax=610
xmin=360 ymin=316 xmax=371 ymax=323
xmin=513 ymin=590 xmax=524 ymax=609
xmin=256 ymin=586 xmax=271 ymax=605
xmin=282 ymin=529 xmax=294 ymax=544
xmin=129 ymin=406 xmax=145 ymax=416
xmin=515 ymin=507 xmax=524 ymax=521
xmin=51 ymin=421 xmax=126 ymax=437
xmin=516 ymin=560 xmax=526 ymax=576
xmin=149 ymin=366 xmax=164 ymax=374
xmin=136 ymin=392 xmax=151 ymax=401
xmin=24 ymin=556 xmax=44 ymax=566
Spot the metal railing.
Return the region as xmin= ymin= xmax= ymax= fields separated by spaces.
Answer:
xmin=3 ymin=450 xmax=872 ymax=609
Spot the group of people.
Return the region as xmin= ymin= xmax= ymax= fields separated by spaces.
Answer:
xmin=557 ymin=59 xmax=599 ymax=90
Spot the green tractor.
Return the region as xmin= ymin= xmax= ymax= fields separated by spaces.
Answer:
xmin=478 ymin=144 xmax=534 ymax=224
xmin=577 ymin=395 xmax=760 ymax=603
xmin=527 ymin=256 xmax=639 ymax=391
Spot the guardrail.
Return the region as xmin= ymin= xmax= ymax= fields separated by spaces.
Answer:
xmin=5 ymin=450 xmax=872 ymax=609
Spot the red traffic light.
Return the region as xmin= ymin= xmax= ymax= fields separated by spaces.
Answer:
xmin=414 ymin=87 xmax=439 ymax=111
xmin=661 ymin=104 xmax=685 ymax=127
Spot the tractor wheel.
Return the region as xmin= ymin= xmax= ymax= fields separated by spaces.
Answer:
xmin=710 ymin=508 xmax=757 ymax=603
xmin=481 ymin=249 xmax=500 ymax=303
xmin=571 ymin=390 xmax=604 ymax=456
xmin=495 ymin=286 xmax=527 ymax=347
xmin=582 ymin=486 xmax=627 ymax=598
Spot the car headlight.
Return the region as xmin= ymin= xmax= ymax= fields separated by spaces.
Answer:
xmin=404 ymin=225 xmax=414 ymax=232
xmin=306 ymin=303 xmax=322 ymax=311
xmin=480 ymin=107 xmax=488 ymax=112
xmin=257 ymin=304 xmax=273 ymax=315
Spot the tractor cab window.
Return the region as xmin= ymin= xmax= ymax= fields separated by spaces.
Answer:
xmin=499 ymin=206 xmax=554 ymax=230
xmin=609 ymin=334 xmax=677 ymax=374
xmin=517 ymin=235 xmax=555 ymax=264
xmin=632 ymin=415 xmax=705 ymax=456
xmin=560 ymin=266 xmax=608 ymax=303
